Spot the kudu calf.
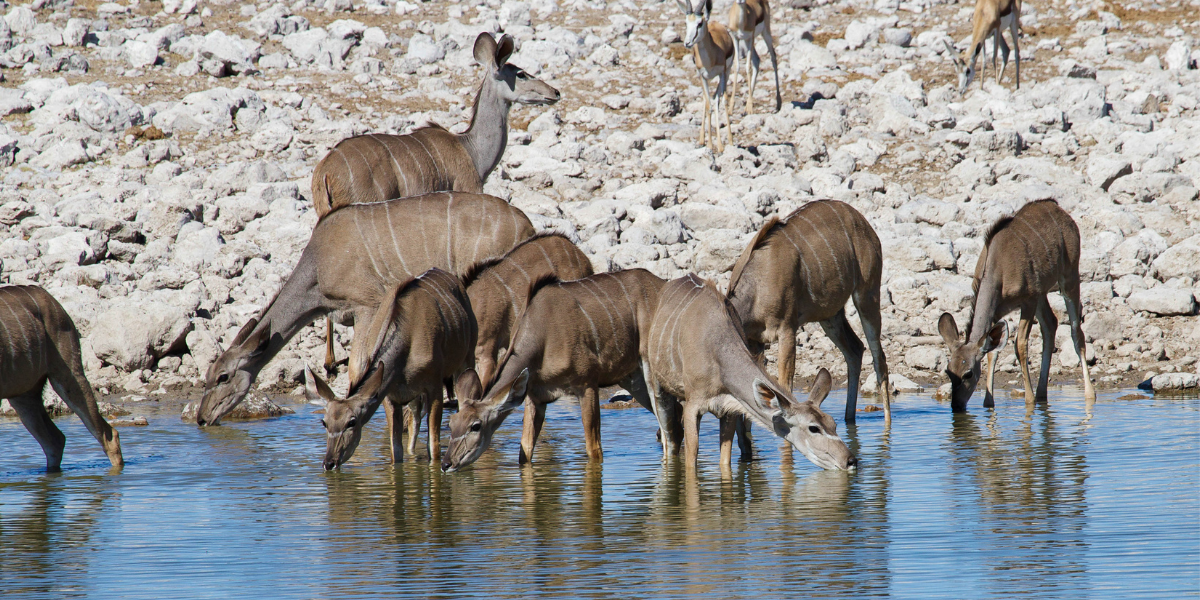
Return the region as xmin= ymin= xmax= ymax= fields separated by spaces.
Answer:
xmin=726 ymin=200 xmax=890 ymax=423
xmin=939 ymin=199 xmax=1095 ymax=411
xmin=441 ymin=269 xmax=666 ymax=472
xmin=646 ymin=274 xmax=856 ymax=471
xmin=727 ymin=0 xmax=781 ymax=115
xmin=197 ymin=192 xmax=533 ymax=426
xmin=676 ymin=0 xmax=735 ymax=153
xmin=1 ymin=285 xmax=122 ymax=471
xmin=463 ymin=232 xmax=594 ymax=387
xmin=303 ymin=269 xmax=476 ymax=469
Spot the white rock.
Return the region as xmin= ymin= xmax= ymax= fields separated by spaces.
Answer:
xmin=4 ymin=6 xmax=36 ymax=36
xmin=124 ymin=40 xmax=159 ymax=68
xmin=250 ymin=120 xmax=294 ymax=153
xmin=1151 ymin=235 xmax=1200 ymax=281
xmin=1127 ymin=289 xmax=1196 ymax=316
xmin=1164 ymin=40 xmax=1192 ymax=71
xmin=406 ymin=33 xmax=444 ymax=64
xmin=1086 ymin=154 xmax=1131 ymax=190
xmin=789 ymin=41 xmax=837 ymax=72
xmin=1144 ymin=372 xmax=1200 ymax=391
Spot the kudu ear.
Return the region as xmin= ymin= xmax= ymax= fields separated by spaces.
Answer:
xmin=455 ymin=368 xmax=483 ymax=401
xmin=808 ymin=368 xmax=833 ymax=408
xmin=754 ymin=378 xmax=793 ymax=412
xmin=354 ymin=367 xmax=387 ymax=406
xmin=245 ymin=326 xmax=271 ymax=358
xmin=231 ymin=317 xmax=260 ymax=346
xmin=473 ymin=32 xmax=498 ymax=67
xmin=304 ymin=365 xmax=336 ymax=405
xmin=938 ymin=312 xmax=961 ymax=347
xmin=497 ymin=368 xmax=531 ymax=412
xmin=494 ymin=34 xmax=515 ymax=67
xmin=981 ymin=320 xmax=1009 ymax=355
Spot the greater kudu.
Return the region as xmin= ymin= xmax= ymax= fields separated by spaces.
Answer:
xmin=303 ymin=269 xmax=476 ymax=468
xmin=646 ymin=274 xmax=856 ymax=471
xmin=726 ymin=200 xmax=890 ymax=423
xmin=938 ymin=199 xmax=1095 ymax=411
xmin=0 ymin=285 xmax=123 ymax=471
xmin=441 ymin=269 xmax=666 ymax=472
xmin=197 ymin=192 xmax=533 ymax=426
xmin=727 ymin=0 xmax=781 ymax=115
xmin=462 ymin=232 xmax=594 ymax=386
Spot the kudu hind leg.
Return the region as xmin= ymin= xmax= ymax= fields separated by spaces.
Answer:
xmin=1034 ymin=298 xmax=1057 ymax=402
xmin=820 ymin=311 xmax=865 ymax=423
xmin=427 ymin=385 xmax=444 ymax=461
xmin=719 ymin=414 xmax=737 ymax=467
xmin=10 ymin=388 xmax=66 ymax=471
xmin=1061 ymin=282 xmax=1096 ymax=401
xmin=581 ymin=384 xmax=603 ymax=461
xmin=855 ymin=288 xmax=891 ymax=422
xmin=384 ymin=400 xmax=405 ymax=463
xmin=735 ymin=415 xmax=753 ymax=461
xmin=49 ymin=348 xmax=122 ymax=466
xmin=1015 ymin=304 xmax=1037 ymax=404
xmin=518 ymin=395 xmax=548 ymax=465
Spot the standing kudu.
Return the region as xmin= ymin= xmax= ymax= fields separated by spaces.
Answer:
xmin=938 ymin=199 xmax=1095 ymax=411
xmin=1 ymin=286 xmax=123 ymax=471
xmin=441 ymin=269 xmax=666 ymax=472
xmin=303 ymin=269 xmax=476 ymax=469
xmin=676 ymin=0 xmax=736 ymax=153
xmin=726 ymin=200 xmax=890 ymax=423
xmin=944 ymin=0 xmax=1022 ymax=94
xmin=727 ymin=0 xmax=781 ymax=115
xmin=462 ymin=232 xmax=594 ymax=387
xmin=197 ymin=192 xmax=533 ymax=426
xmin=646 ymin=274 xmax=856 ymax=471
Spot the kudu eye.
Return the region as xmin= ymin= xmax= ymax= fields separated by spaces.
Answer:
xmin=320 ymin=419 xmax=327 ymax=429
xmin=347 ymin=417 xmax=357 ymax=428
xmin=470 ymin=422 xmax=482 ymax=432
xmin=217 ymin=373 xmax=229 ymax=384
xmin=808 ymin=425 xmax=821 ymax=434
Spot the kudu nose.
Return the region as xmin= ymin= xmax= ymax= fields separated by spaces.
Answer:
xmin=846 ymin=455 xmax=858 ymax=469
xmin=196 ymin=417 xmax=207 ymax=426
xmin=323 ymin=459 xmax=337 ymax=471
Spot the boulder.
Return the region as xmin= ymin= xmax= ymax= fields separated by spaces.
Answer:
xmin=90 ymin=300 xmax=194 ymax=370
xmin=1151 ymin=235 xmax=1200 ymax=281
xmin=181 ymin=395 xmax=295 ymax=421
xmin=1127 ymin=289 xmax=1197 ymax=317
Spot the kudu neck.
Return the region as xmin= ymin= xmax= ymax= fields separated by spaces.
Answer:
xmin=967 ymin=275 xmax=1002 ymax=344
xmin=716 ymin=343 xmax=778 ymax=429
xmin=459 ymin=76 xmax=510 ymax=182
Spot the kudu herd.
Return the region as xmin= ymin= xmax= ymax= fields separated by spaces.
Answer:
xmin=5 ymin=29 xmax=1100 ymax=479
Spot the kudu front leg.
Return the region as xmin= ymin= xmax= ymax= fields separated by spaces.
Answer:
xmin=1035 ymin=297 xmax=1058 ymax=402
xmin=719 ymin=414 xmax=737 ymax=467
xmin=1062 ymin=284 xmax=1096 ymax=401
xmin=581 ymin=384 xmax=603 ymax=462
xmin=820 ymin=312 xmax=865 ymax=423
xmin=324 ymin=317 xmax=337 ymax=377
xmin=775 ymin=323 xmax=798 ymax=394
xmin=683 ymin=401 xmax=702 ymax=471
xmin=518 ymin=396 xmax=547 ymax=465
xmin=1015 ymin=305 xmax=1037 ymax=404
xmin=10 ymin=389 xmax=66 ymax=472
xmin=735 ymin=415 xmax=753 ymax=461
xmin=427 ymin=385 xmax=443 ymax=461
xmin=384 ymin=400 xmax=405 ymax=463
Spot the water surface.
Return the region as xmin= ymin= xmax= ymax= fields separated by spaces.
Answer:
xmin=1 ymin=389 xmax=1197 ymax=599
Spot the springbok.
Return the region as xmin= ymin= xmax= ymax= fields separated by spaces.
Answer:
xmin=197 ymin=192 xmax=533 ymax=426
xmin=676 ymin=0 xmax=735 ymax=153
xmin=727 ymin=0 xmax=781 ymax=115
xmin=726 ymin=200 xmax=890 ymax=423
xmin=462 ymin=232 xmax=594 ymax=387
xmin=938 ymin=199 xmax=1095 ymax=411
xmin=441 ymin=269 xmax=667 ymax=472
xmin=944 ymin=0 xmax=1022 ymax=93
xmin=302 ymin=269 xmax=476 ymax=469
xmin=1 ymin=285 xmax=123 ymax=471
xmin=646 ymin=274 xmax=856 ymax=471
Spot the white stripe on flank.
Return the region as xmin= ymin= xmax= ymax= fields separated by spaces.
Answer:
xmin=352 ymin=212 xmax=386 ymax=281
xmin=402 ymin=137 xmax=430 ymax=187
xmin=445 ymin=197 xmax=454 ymax=272
xmin=777 ymin=226 xmax=814 ymax=289
xmin=382 ymin=202 xmax=411 ymax=276
xmin=351 ymin=143 xmax=388 ymax=201
xmin=373 ymin=134 xmax=412 ymax=198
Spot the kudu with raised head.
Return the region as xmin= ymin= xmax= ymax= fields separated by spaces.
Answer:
xmin=944 ymin=0 xmax=1022 ymax=94
xmin=676 ymin=0 xmax=735 ymax=153
xmin=646 ymin=274 xmax=856 ymax=471
xmin=442 ymin=269 xmax=666 ymax=472
xmin=1 ymin=285 xmax=123 ymax=471
xmin=726 ymin=200 xmax=890 ymax=423
xmin=462 ymin=232 xmax=594 ymax=387
xmin=197 ymin=192 xmax=533 ymax=426
xmin=727 ymin=0 xmax=781 ymax=115
xmin=939 ymin=199 xmax=1095 ymax=411
xmin=303 ymin=269 xmax=476 ymax=469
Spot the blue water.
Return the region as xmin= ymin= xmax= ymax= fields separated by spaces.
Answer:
xmin=1 ymin=389 xmax=1197 ymax=599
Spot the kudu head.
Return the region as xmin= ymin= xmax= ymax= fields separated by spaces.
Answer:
xmin=304 ymin=365 xmax=388 ymax=471
xmin=197 ymin=318 xmax=271 ymax=426
xmin=753 ymin=368 xmax=857 ymax=470
xmin=676 ymin=0 xmax=712 ymax=48
xmin=938 ymin=313 xmax=1009 ymax=412
xmin=943 ymin=40 xmax=973 ymax=95
xmin=473 ymin=32 xmax=560 ymax=108
xmin=441 ymin=367 xmax=529 ymax=472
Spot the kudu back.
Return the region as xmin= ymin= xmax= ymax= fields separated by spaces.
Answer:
xmin=198 ymin=192 xmax=533 ymax=426
xmin=727 ymin=199 xmax=890 ymax=423
xmin=647 ymin=274 xmax=856 ymax=471
xmin=304 ymin=269 xmax=476 ymax=469
xmin=0 ymin=285 xmax=123 ymax=471
xmin=442 ymin=269 xmax=666 ymax=472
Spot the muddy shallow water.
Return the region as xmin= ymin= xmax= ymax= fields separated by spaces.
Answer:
xmin=1 ymin=388 xmax=1197 ymax=599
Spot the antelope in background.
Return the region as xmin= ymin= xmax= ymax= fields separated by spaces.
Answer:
xmin=944 ymin=0 xmax=1022 ymax=93
xmin=645 ymin=274 xmax=856 ymax=471
xmin=441 ymin=269 xmax=666 ymax=472
xmin=938 ymin=199 xmax=1095 ymax=412
xmin=676 ymin=0 xmax=735 ymax=153
xmin=726 ymin=200 xmax=891 ymax=424
xmin=462 ymin=232 xmax=594 ymax=387
xmin=303 ymin=269 xmax=476 ymax=469
xmin=197 ymin=192 xmax=533 ymax=426
xmin=727 ymin=0 xmax=781 ymax=115
xmin=1 ymin=285 xmax=123 ymax=471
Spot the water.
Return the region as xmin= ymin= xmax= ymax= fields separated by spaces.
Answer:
xmin=1 ymin=389 xmax=1197 ymax=599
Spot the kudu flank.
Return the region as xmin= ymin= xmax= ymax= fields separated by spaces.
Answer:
xmin=727 ymin=200 xmax=890 ymax=423
xmin=198 ymin=192 xmax=533 ymax=426
xmin=938 ymin=199 xmax=1095 ymax=411
xmin=0 ymin=285 xmax=123 ymax=471
xmin=646 ymin=275 xmax=856 ymax=471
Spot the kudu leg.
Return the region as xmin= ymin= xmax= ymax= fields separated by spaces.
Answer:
xmin=1035 ymin=297 xmax=1058 ymax=402
xmin=683 ymin=401 xmax=702 ymax=469
xmin=775 ymin=323 xmax=798 ymax=394
xmin=735 ymin=415 xmax=754 ymax=461
xmin=427 ymin=385 xmax=443 ymax=462
xmin=404 ymin=402 xmax=422 ymax=458
xmin=581 ymin=384 xmax=603 ymax=462
xmin=10 ymin=387 xmax=66 ymax=471
xmin=983 ymin=351 xmax=998 ymax=408
xmin=1015 ymin=304 xmax=1037 ymax=404
xmin=820 ymin=311 xmax=865 ymax=424
xmin=1061 ymin=284 xmax=1096 ymax=401
xmin=323 ymin=317 xmax=337 ymax=376
xmin=719 ymin=414 xmax=736 ymax=467
xmin=856 ymin=289 xmax=891 ymax=422
xmin=518 ymin=396 xmax=547 ymax=465
xmin=384 ymin=400 xmax=404 ymax=463
xmin=49 ymin=353 xmax=122 ymax=466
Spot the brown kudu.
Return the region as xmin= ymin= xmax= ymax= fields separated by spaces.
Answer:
xmin=441 ymin=269 xmax=667 ymax=472
xmin=303 ymin=269 xmax=476 ymax=469
xmin=462 ymin=232 xmax=594 ymax=387
xmin=726 ymin=200 xmax=890 ymax=423
xmin=0 ymin=285 xmax=123 ymax=471
xmin=938 ymin=199 xmax=1095 ymax=411
xmin=645 ymin=274 xmax=856 ymax=471
xmin=197 ymin=192 xmax=533 ymax=426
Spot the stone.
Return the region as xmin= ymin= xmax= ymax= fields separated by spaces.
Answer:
xmin=0 ymin=88 xmax=32 ymax=116
xmin=1127 ymin=289 xmax=1196 ymax=317
xmin=194 ymin=31 xmax=261 ymax=76
xmin=406 ymin=33 xmax=443 ymax=64
xmin=881 ymin=28 xmax=912 ymax=47
xmin=1164 ymin=40 xmax=1192 ymax=71
xmin=862 ymin=372 xmax=923 ymax=393
xmin=1139 ymin=372 xmax=1200 ymax=392
xmin=181 ymin=395 xmax=294 ymax=421
xmin=789 ymin=41 xmax=837 ymax=72
xmin=1086 ymin=155 xmax=1132 ymax=190
xmin=250 ymin=120 xmax=294 ymax=153
xmin=124 ymin=40 xmax=159 ymax=68
xmin=904 ymin=346 xmax=945 ymax=371
xmin=1151 ymin=236 xmax=1200 ymax=281
xmin=91 ymin=301 xmax=194 ymax=371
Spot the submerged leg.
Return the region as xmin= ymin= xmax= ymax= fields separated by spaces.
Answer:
xmin=581 ymin=384 xmax=603 ymax=462
xmin=820 ymin=310 xmax=865 ymax=423
xmin=518 ymin=395 xmax=547 ymax=465
xmin=1015 ymin=304 xmax=1037 ymax=404
xmin=855 ymin=287 xmax=890 ymax=422
xmin=1035 ymin=297 xmax=1058 ymax=402
xmin=1061 ymin=282 xmax=1096 ymax=401
xmin=11 ymin=386 xmax=66 ymax=472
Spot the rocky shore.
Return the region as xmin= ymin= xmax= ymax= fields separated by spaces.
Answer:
xmin=1 ymin=0 xmax=1197 ymax=416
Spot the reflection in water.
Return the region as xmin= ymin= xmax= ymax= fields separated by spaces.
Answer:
xmin=0 ymin=389 xmax=1197 ymax=599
